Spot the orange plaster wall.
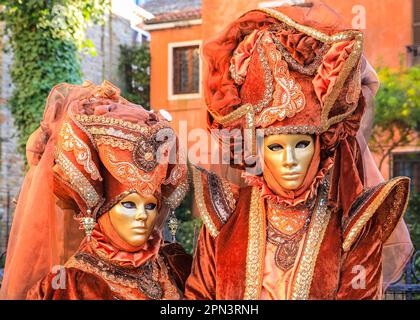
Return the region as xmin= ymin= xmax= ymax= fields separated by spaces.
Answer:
xmin=148 ymin=24 xmax=207 ymax=138
xmin=148 ymin=0 xmax=415 ymax=178
xmin=202 ymin=0 xmax=413 ymax=69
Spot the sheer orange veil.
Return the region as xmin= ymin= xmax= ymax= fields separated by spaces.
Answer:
xmin=0 ymin=83 xmax=92 ymax=299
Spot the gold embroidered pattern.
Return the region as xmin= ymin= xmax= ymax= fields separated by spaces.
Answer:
xmin=106 ymin=154 xmax=156 ymax=198
xmin=75 ymin=113 xmax=169 ymax=133
xmin=255 ymin=32 xmax=306 ymax=127
xmin=382 ymin=185 xmax=407 ymax=241
xmin=244 ymin=187 xmax=265 ymax=300
xmin=257 ymin=8 xmax=363 ymax=44
xmin=164 ymin=176 xmax=190 ymax=210
xmin=66 ymin=252 xmax=168 ymax=300
xmin=59 ymin=122 xmax=102 ymax=181
xmin=342 ymin=177 xmax=409 ymax=252
xmin=346 ymin=58 xmax=362 ymax=105
xmin=95 ymin=136 xmax=135 ymax=151
xmin=263 ymin=125 xmax=322 ymax=136
xmin=221 ymin=180 xmax=237 ymax=212
xmin=210 ymin=8 xmax=363 ymax=133
xmin=55 ymin=151 xmax=100 ymax=208
xmin=192 ymin=166 xmax=219 ymax=238
xmin=88 ymin=126 xmax=138 ymax=141
xmin=254 ymin=41 xmax=275 ymax=113
xmin=291 ymin=180 xmax=331 ymax=300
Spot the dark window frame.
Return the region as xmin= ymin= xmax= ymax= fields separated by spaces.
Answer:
xmin=169 ymin=42 xmax=201 ymax=98
xmin=391 ymin=151 xmax=420 ymax=193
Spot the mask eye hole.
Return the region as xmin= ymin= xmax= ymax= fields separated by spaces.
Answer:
xmin=267 ymin=143 xmax=283 ymax=151
xmin=145 ymin=203 xmax=157 ymax=211
xmin=295 ymin=140 xmax=311 ymax=149
xmin=121 ymin=201 xmax=136 ymax=209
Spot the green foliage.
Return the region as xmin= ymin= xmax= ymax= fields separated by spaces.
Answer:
xmin=370 ymin=66 xmax=420 ymax=170
xmin=0 ymin=0 xmax=110 ymax=153
xmin=175 ymin=184 xmax=202 ymax=255
xmin=119 ymin=43 xmax=151 ymax=109
xmin=374 ymin=66 xmax=420 ymax=130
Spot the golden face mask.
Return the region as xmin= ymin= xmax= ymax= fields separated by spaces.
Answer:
xmin=108 ymin=192 xmax=159 ymax=247
xmin=262 ymin=134 xmax=315 ymax=192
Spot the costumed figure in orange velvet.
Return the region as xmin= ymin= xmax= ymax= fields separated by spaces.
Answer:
xmin=0 ymin=81 xmax=191 ymax=300
xmin=184 ymin=4 xmax=413 ymax=300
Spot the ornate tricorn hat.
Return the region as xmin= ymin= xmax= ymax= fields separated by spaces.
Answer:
xmin=53 ymin=81 xmax=188 ymax=237
xmin=204 ymin=6 xmax=364 ymax=165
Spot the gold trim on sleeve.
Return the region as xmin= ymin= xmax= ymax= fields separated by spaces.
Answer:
xmin=191 ymin=166 xmax=219 ymax=238
xmin=342 ymin=177 xmax=409 ymax=252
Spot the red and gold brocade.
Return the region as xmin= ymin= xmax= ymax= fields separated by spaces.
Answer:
xmin=184 ymin=166 xmax=410 ymax=300
xmin=27 ymin=222 xmax=192 ymax=300
xmin=26 ymin=243 xmax=191 ymax=300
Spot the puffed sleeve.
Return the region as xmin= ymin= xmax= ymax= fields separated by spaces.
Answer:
xmin=337 ymin=177 xmax=410 ymax=299
xmin=183 ymin=225 xmax=217 ymax=300
xmin=26 ymin=268 xmax=115 ymax=300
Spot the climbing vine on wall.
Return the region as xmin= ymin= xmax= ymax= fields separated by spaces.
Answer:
xmin=119 ymin=43 xmax=151 ymax=109
xmin=0 ymin=0 xmax=110 ymax=153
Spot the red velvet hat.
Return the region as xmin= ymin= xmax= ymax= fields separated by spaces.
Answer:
xmin=204 ymin=5 xmax=364 ymax=162
xmin=53 ymin=81 xmax=188 ymax=237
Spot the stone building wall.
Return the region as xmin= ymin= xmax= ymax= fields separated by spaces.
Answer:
xmin=81 ymin=13 xmax=137 ymax=89
xmin=0 ymin=106 xmax=24 ymax=253
xmin=0 ymin=12 xmax=140 ymax=254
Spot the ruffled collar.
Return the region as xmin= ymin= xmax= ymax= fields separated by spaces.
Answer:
xmin=78 ymin=213 xmax=162 ymax=269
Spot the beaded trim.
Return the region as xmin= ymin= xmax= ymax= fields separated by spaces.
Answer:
xmin=272 ymin=34 xmax=329 ymax=76
xmin=66 ymin=252 xmax=164 ymax=300
xmin=88 ymin=126 xmax=138 ymax=141
xmin=164 ymin=176 xmax=190 ymax=210
xmin=321 ymin=36 xmax=363 ymax=131
xmin=95 ymin=136 xmax=135 ymax=151
xmin=68 ymin=108 xmax=98 ymax=152
xmin=263 ymin=125 xmax=322 ymax=136
xmin=254 ymin=41 xmax=275 ymax=114
xmin=191 ymin=166 xmax=219 ymax=238
xmin=76 ymin=114 xmax=151 ymax=132
xmin=256 ymin=8 xmax=363 ymax=44
xmin=291 ymin=179 xmax=331 ymax=300
xmin=342 ymin=177 xmax=409 ymax=252
xmin=207 ymin=172 xmax=233 ymax=224
xmin=244 ymin=186 xmax=266 ymax=300
xmin=221 ymin=179 xmax=237 ymax=212
xmin=383 ymin=184 xmax=409 ymax=242
xmin=55 ymin=151 xmax=100 ymax=208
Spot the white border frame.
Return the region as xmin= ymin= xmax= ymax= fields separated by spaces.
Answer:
xmin=168 ymin=40 xmax=202 ymax=101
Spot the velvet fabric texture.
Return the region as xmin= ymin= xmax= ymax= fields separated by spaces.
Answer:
xmin=184 ymin=174 xmax=410 ymax=300
xmin=27 ymin=242 xmax=192 ymax=300
xmin=1 ymin=81 xmax=190 ymax=300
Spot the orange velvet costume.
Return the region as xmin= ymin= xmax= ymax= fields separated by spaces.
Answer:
xmin=1 ymin=81 xmax=191 ymax=300
xmin=184 ymin=5 xmax=412 ymax=300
